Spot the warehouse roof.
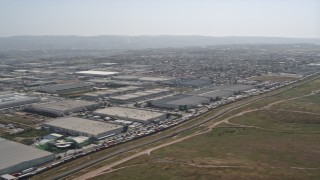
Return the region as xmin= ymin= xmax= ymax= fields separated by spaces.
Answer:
xmin=138 ymin=77 xmax=173 ymax=82
xmin=212 ymin=84 xmax=254 ymax=92
xmin=44 ymin=117 xmax=123 ymax=136
xmin=83 ymin=86 xmax=140 ymax=97
xmin=111 ymin=88 xmax=171 ymax=100
xmin=89 ymin=79 xmax=147 ymax=86
xmin=0 ymin=137 xmax=53 ymax=173
xmin=76 ymin=70 xmax=119 ymax=76
xmin=32 ymin=100 xmax=97 ymax=111
xmin=112 ymin=75 xmax=173 ymax=82
xmin=95 ymin=107 xmax=166 ymax=122
xmin=167 ymin=95 xmax=210 ymax=105
xmin=188 ymin=89 xmax=234 ymax=98
xmin=102 ymin=63 xmax=118 ymax=66
xmin=37 ymin=82 xmax=93 ymax=93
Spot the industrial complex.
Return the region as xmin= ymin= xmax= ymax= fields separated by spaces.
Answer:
xmin=94 ymin=107 xmax=167 ymax=124
xmin=0 ymin=137 xmax=55 ymax=175
xmin=0 ymin=42 xmax=317 ymax=179
xmin=151 ymin=84 xmax=254 ymax=110
xmin=43 ymin=117 xmax=124 ymax=139
xmin=28 ymin=100 xmax=98 ymax=116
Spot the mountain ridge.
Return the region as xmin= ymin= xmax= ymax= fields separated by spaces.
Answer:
xmin=0 ymin=35 xmax=319 ymax=50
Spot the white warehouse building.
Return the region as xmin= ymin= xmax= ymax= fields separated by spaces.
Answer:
xmin=0 ymin=138 xmax=55 ymax=175
xmin=28 ymin=100 xmax=98 ymax=117
xmin=109 ymin=88 xmax=172 ymax=104
xmin=94 ymin=107 xmax=167 ymax=124
xmin=43 ymin=117 xmax=124 ymax=139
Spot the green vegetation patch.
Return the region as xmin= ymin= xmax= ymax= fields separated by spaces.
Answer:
xmin=275 ymin=79 xmax=320 ymax=99
xmin=229 ymin=110 xmax=320 ymax=131
xmin=1 ymin=128 xmax=50 ymax=145
xmin=272 ymin=94 xmax=320 ymax=114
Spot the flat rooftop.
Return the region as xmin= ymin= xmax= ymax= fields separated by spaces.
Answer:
xmin=94 ymin=79 xmax=150 ymax=86
xmin=37 ymin=82 xmax=93 ymax=92
xmin=167 ymin=95 xmax=209 ymax=105
xmin=212 ymin=84 xmax=254 ymax=92
xmin=113 ymin=75 xmax=173 ymax=82
xmin=76 ymin=71 xmax=119 ymax=76
xmin=111 ymin=88 xmax=171 ymax=100
xmin=95 ymin=107 xmax=166 ymax=121
xmin=32 ymin=100 xmax=97 ymax=111
xmin=83 ymin=86 xmax=140 ymax=96
xmin=44 ymin=117 xmax=123 ymax=135
xmin=102 ymin=63 xmax=118 ymax=66
xmin=188 ymin=88 xmax=234 ymax=98
xmin=0 ymin=137 xmax=53 ymax=173
xmin=138 ymin=77 xmax=173 ymax=82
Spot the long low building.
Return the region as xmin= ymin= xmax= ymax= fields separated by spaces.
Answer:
xmin=75 ymin=70 xmax=119 ymax=77
xmin=150 ymin=94 xmax=210 ymax=110
xmin=94 ymin=107 xmax=167 ymax=124
xmin=161 ymin=79 xmax=212 ymax=87
xmin=212 ymin=84 xmax=254 ymax=94
xmin=36 ymin=82 xmax=93 ymax=94
xmin=112 ymin=75 xmax=173 ymax=82
xmin=187 ymin=89 xmax=234 ymax=100
xmin=109 ymin=88 xmax=172 ymax=104
xmin=187 ymin=84 xmax=254 ymax=100
xmin=28 ymin=100 xmax=98 ymax=117
xmin=89 ymin=79 xmax=152 ymax=87
xmin=0 ymin=137 xmax=55 ymax=175
xmin=0 ymin=91 xmax=40 ymax=109
xmin=43 ymin=117 xmax=124 ymax=139
xmin=82 ymin=86 xmax=141 ymax=101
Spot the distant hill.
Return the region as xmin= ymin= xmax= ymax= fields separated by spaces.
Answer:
xmin=0 ymin=35 xmax=319 ymax=50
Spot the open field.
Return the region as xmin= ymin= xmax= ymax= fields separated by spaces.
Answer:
xmin=81 ymin=76 xmax=320 ymax=180
xmin=1 ymin=128 xmax=50 ymax=145
xmin=93 ymin=128 xmax=320 ymax=180
xmin=229 ymin=110 xmax=320 ymax=131
xmin=0 ymin=112 xmax=49 ymax=128
xmin=271 ymin=96 xmax=320 ymax=114
xmin=0 ymin=113 xmax=50 ymax=145
xmin=92 ymin=157 xmax=320 ymax=180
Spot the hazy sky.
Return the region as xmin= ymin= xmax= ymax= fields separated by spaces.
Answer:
xmin=0 ymin=0 xmax=319 ymax=38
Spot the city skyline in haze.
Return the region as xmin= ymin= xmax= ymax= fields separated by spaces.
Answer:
xmin=0 ymin=0 xmax=319 ymax=38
